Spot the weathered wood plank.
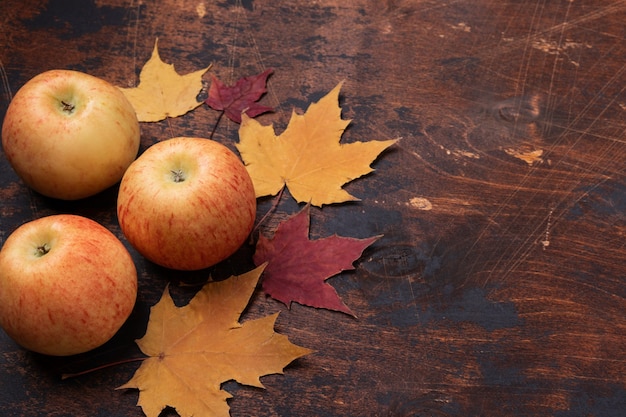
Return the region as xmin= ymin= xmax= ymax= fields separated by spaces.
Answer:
xmin=1 ymin=0 xmax=625 ymax=416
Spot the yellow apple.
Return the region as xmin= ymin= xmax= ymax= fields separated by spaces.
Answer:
xmin=1 ymin=69 xmax=140 ymax=200
xmin=0 ymin=215 xmax=138 ymax=356
xmin=117 ymin=137 xmax=256 ymax=271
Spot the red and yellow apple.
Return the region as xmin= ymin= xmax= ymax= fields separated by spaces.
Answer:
xmin=117 ymin=137 xmax=256 ymax=271
xmin=1 ymin=69 xmax=140 ymax=200
xmin=0 ymin=215 xmax=138 ymax=356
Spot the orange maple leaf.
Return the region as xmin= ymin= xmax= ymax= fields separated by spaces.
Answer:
xmin=236 ymin=82 xmax=397 ymax=207
xmin=119 ymin=39 xmax=211 ymax=122
xmin=118 ymin=265 xmax=311 ymax=417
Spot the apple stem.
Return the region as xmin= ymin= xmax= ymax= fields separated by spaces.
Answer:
xmin=61 ymin=100 xmax=75 ymax=113
xmin=35 ymin=243 xmax=51 ymax=257
xmin=171 ymin=169 xmax=185 ymax=183
xmin=60 ymin=356 xmax=147 ymax=380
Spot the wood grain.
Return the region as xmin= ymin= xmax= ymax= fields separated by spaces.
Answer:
xmin=1 ymin=0 xmax=626 ymax=416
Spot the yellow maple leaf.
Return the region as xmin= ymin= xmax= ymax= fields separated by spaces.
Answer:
xmin=119 ymin=39 xmax=211 ymax=122
xmin=236 ymin=82 xmax=398 ymax=206
xmin=118 ymin=265 xmax=311 ymax=417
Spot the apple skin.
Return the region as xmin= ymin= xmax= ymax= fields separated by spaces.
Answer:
xmin=117 ymin=137 xmax=257 ymax=271
xmin=0 ymin=215 xmax=138 ymax=356
xmin=1 ymin=69 xmax=140 ymax=200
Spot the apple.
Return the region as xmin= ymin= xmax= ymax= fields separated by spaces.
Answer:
xmin=0 ymin=214 xmax=138 ymax=356
xmin=117 ymin=137 xmax=256 ymax=271
xmin=1 ymin=69 xmax=140 ymax=200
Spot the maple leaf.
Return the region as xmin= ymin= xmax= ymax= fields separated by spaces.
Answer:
xmin=118 ymin=265 xmax=312 ymax=417
xmin=119 ymin=39 xmax=211 ymax=122
xmin=206 ymin=68 xmax=273 ymax=123
xmin=253 ymin=205 xmax=380 ymax=316
xmin=236 ymin=82 xmax=398 ymax=207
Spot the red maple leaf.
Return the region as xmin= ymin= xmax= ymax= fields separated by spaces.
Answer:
xmin=206 ymin=68 xmax=273 ymax=123
xmin=253 ymin=205 xmax=380 ymax=316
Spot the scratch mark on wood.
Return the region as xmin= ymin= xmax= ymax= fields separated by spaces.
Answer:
xmin=407 ymin=197 xmax=433 ymax=211
xmin=541 ymin=207 xmax=554 ymax=250
xmin=196 ymin=2 xmax=206 ymax=18
xmin=504 ymin=147 xmax=544 ymax=166
xmin=451 ymin=22 xmax=471 ymax=32
xmin=0 ymin=58 xmax=12 ymax=103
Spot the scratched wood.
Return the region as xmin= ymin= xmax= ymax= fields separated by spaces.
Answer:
xmin=1 ymin=0 xmax=626 ymax=416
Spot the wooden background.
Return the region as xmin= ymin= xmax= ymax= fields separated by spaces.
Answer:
xmin=2 ymin=0 xmax=626 ymax=416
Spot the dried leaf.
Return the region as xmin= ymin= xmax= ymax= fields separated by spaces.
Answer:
xmin=236 ymin=82 xmax=397 ymax=207
xmin=118 ymin=265 xmax=311 ymax=417
xmin=206 ymin=69 xmax=273 ymax=123
xmin=119 ymin=39 xmax=211 ymax=122
xmin=254 ymin=205 xmax=380 ymax=316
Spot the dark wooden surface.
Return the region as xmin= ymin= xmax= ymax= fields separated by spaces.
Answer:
xmin=2 ymin=0 xmax=626 ymax=416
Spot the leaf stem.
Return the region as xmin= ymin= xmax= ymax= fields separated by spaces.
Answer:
xmin=250 ymin=185 xmax=285 ymax=244
xmin=209 ymin=110 xmax=225 ymax=140
xmin=60 ymin=356 xmax=147 ymax=380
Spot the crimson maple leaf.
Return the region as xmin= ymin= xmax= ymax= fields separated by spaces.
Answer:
xmin=253 ymin=205 xmax=380 ymax=316
xmin=206 ymin=68 xmax=273 ymax=123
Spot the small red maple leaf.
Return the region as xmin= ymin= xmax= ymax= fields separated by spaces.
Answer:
xmin=206 ymin=68 xmax=273 ymax=123
xmin=253 ymin=205 xmax=380 ymax=316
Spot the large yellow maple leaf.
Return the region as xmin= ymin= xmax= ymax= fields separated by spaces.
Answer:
xmin=236 ymin=82 xmax=397 ymax=206
xmin=118 ymin=265 xmax=311 ymax=417
xmin=119 ymin=39 xmax=211 ymax=122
